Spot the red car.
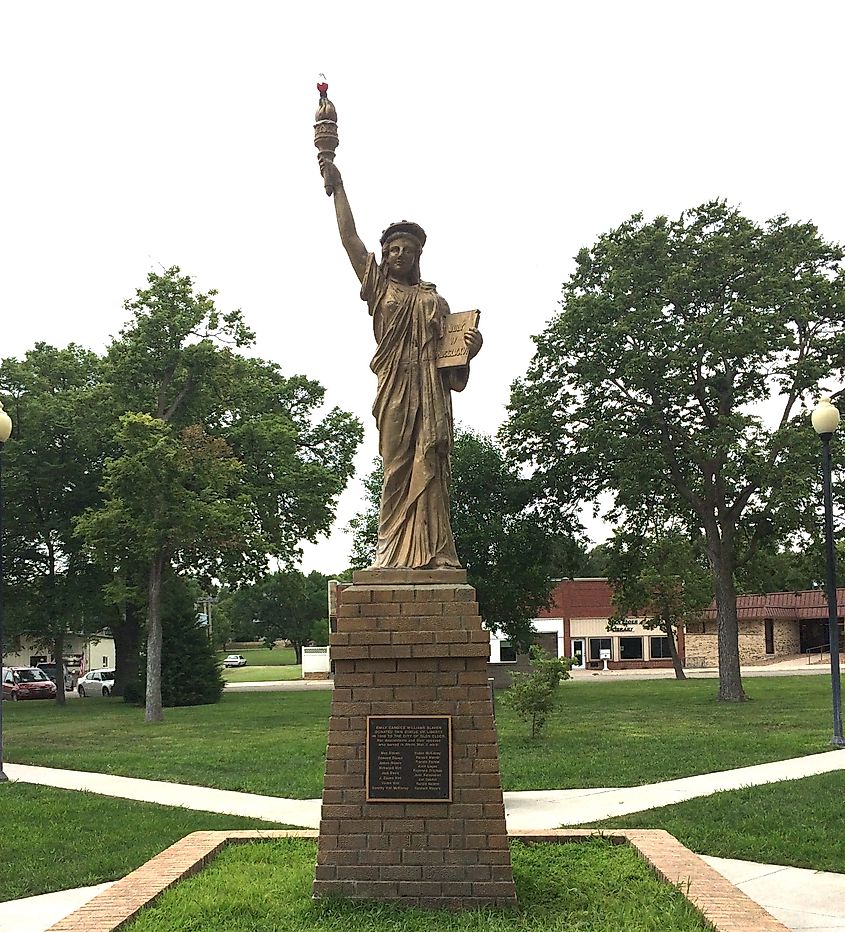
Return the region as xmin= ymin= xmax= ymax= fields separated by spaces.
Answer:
xmin=2 ymin=666 xmax=57 ymax=701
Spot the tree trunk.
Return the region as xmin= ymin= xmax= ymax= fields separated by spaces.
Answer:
xmin=144 ymin=551 xmax=168 ymax=722
xmin=112 ymin=602 xmax=142 ymax=698
xmin=705 ymin=529 xmax=746 ymax=701
xmin=664 ymin=622 xmax=687 ymax=680
xmin=52 ymin=632 xmax=67 ymax=704
xmin=293 ymin=641 xmax=303 ymax=664
xmin=46 ymin=542 xmax=66 ymax=704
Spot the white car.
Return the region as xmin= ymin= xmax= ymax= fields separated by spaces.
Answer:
xmin=223 ymin=654 xmax=247 ymax=668
xmin=77 ymin=669 xmax=116 ymax=697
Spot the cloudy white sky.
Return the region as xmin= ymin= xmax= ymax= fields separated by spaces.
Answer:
xmin=3 ymin=1 xmax=844 ymax=573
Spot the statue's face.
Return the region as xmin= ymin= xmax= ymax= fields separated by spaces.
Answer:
xmin=386 ymin=236 xmax=419 ymax=278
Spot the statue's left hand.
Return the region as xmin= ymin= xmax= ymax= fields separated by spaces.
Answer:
xmin=464 ymin=328 xmax=483 ymax=360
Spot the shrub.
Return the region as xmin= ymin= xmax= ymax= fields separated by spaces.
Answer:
xmin=123 ymin=576 xmax=225 ymax=707
xmin=506 ymin=646 xmax=573 ymax=738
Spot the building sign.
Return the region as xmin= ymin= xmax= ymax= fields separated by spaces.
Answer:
xmin=366 ymin=715 xmax=452 ymax=802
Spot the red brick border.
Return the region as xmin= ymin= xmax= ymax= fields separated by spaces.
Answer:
xmin=46 ymin=828 xmax=789 ymax=931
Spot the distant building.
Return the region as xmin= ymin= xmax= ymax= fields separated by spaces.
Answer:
xmin=488 ymin=578 xmax=683 ymax=685
xmin=332 ymin=577 xmax=837 ymax=688
xmin=4 ymin=633 xmax=116 ymax=679
xmin=685 ymin=588 xmax=845 ymax=667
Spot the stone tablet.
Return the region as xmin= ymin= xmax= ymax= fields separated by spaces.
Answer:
xmin=366 ymin=715 xmax=452 ymax=802
xmin=436 ymin=310 xmax=481 ymax=369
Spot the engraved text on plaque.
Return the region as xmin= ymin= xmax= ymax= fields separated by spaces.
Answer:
xmin=366 ymin=715 xmax=452 ymax=802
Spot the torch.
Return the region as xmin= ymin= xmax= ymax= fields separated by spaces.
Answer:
xmin=314 ymin=74 xmax=338 ymax=196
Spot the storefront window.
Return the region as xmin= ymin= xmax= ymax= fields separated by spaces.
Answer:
xmin=650 ymin=636 xmax=671 ymax=659
xmin=589 ymin=637 xmax=612 ymax=661
xmin=619 ymin=637 xmax=643 ymax=660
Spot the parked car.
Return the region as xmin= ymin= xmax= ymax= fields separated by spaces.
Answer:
xmin=76 ymin=669 xmax=116 ymax=697
xmin=36 ymin=662 xmax=75 ymax=691
xmin=2 ymin=666 xmax=57 ymax=701
xmin=223 ymin=654 xmax=247 ymax=668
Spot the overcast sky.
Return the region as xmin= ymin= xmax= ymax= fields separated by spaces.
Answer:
xmin=3 ymin=1 xmax=844 ymax=574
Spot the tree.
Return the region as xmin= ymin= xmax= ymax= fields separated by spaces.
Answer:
xmin=347 ymin=465 xmax=382 ymax=572
xmin=95 ymin=266 xmax=258 ymax=713
xmin=302 ymin=570 xmax=331 ymax=647
xmin=226 ymin=569 xmax=328 ymax=662
xmin=349 ymin=430 xmax=579 ymax=649
xmin=505 ymin=646 xmax=573 ymax=739
xmin=76 ymin=414 xmax=248 ymax=720
xmin=605 ymin=520 xmax=713 ymax=680
xmin=79 ymin=267 xmax=362 ymax=721
xmin=577 ymin=543 xmax=613 ymax=578
xmin=735 ymin=542 xmax=824 ymax=595
xmin=0 ymin=344 xmax=111 ymax=703
xmin=506 ymin=201 xmax=845 ymax=701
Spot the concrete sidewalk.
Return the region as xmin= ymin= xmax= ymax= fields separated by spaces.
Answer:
xmin=567 ymin=654 xmax=840 ymax=681
xmin=223 ymin=678 xmax=333 ymax=691
xmin=3 ymin=748 xmax=845 ymax=932
xmin=503 ymin=749 xmax=845 ymax=829
xmin=0 ymin=885 xmax=115 ymax=932
xmin=4 ymin=762 xmax=323 ymax=826
xmin=703 ymin=856 xmax=845 ymax=932
xmin=8 ymin=748 xmax=845 ymax=832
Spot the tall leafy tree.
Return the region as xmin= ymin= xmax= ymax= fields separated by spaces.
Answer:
xmin=92 ymin=266 xmax=257 ymax=709
xmin=349 ymin=431 xmax=579 ymax=648
xmin=0 ymin=344 xmax=110 ymax=703
xmin=76 ymin=415 xmax=247 ymax=720
xmin=506 ymin=201 xmax=845 ymax=700
xmin=79 ymin=267 xmax=362 ymax=721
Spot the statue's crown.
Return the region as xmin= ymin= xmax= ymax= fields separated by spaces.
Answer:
xmin=380 ymin=221 xmax=426 ymax=249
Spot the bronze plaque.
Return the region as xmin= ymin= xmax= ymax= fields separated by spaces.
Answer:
xmin=366 ymin=715 xmax=452 ymax=802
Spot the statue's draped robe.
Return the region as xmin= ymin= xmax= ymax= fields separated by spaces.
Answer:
xmin=361 ymin=254 xmax=468 ymax=568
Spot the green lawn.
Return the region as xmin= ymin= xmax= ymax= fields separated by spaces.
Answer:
xmin=125 ymin=838 xmax=710 ymax=932
xmin=222 ymin=664 xmax=302 ymax=683
xmin=589 ymin=770 xmax=845 ymax=873
xmin=0 ymin=783 xmax=291 ymax=903
xmin=3 ymin=691 xmax=332 ymax=798
xmin=2 ymin=677 xmax=838 ymax=799
xmin=3 ymin=677 xmax=844 ymax=905
xmin=498 ymin=676 xmax=837 ymax=790
xmin=217 ymin=647 xmax=297 ymax=666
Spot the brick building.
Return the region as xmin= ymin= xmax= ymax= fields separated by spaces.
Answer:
xmin=488 ymin=578 xmax=684 ymax=685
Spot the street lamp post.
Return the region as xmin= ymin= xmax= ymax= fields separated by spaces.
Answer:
xmin=811 ymin=396 xmax=845 ymax=748
xmin=0 ymin=400 xmax=12 ymax=781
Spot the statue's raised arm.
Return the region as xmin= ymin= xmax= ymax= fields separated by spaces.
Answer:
xmin=319 ymin=157 xmax=368 ymax=284
xmin=314 ymin=79 xmax=482 ymax=570
xmin=314 ymin=82 xmax=367 ymax=282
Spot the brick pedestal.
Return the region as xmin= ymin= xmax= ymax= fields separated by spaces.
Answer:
xmin=313 ymin=568 xmax=517 ymax=909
